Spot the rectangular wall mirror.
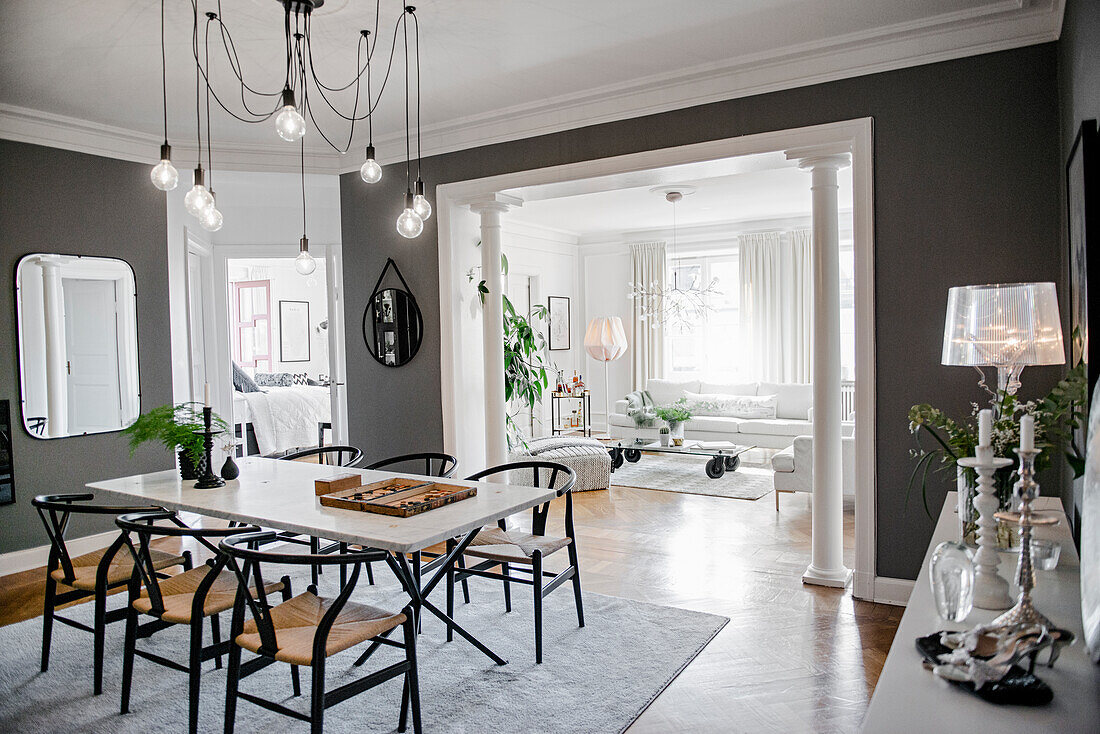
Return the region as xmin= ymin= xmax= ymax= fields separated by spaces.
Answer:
xmin=15 ymin=254 xmax=140 ymax=438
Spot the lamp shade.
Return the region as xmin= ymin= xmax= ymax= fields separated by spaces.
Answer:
xmin=584 ymin=317 xmax=628 ymax=362
xmin=941 ymin=282 xmax=1064 ymax=367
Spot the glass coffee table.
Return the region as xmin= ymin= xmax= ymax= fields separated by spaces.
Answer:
xmin=607 ymin=438 xmax=756 ymax=479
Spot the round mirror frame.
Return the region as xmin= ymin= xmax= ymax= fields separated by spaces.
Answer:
xmin=362 ymin=287 xmax=424 ymax=368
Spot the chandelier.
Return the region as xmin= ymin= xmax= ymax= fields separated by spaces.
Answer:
xmin=150 ymin=0 xmax=431 ymax=246
xmin=628 ymin=189 xmax=721 ymax=332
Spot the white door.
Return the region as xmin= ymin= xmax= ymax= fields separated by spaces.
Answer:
xmin=63 ymin=278 xmax=122 ymax=432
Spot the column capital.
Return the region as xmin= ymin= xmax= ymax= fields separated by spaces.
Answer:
xmin=785 ymin=144 xmax=851 ymax=172
xmin=462 ymin=192 xmax=523 ymax=214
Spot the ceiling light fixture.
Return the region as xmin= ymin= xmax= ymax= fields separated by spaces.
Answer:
xmin=150 ymin=0 xmax=178 ymax=191
xmin=628 ymin=187 xmax=720 ymax=331
xmin=295 ymin=139 xmax=317 ymax=276
xmin=396 ymin=6 xmax=424 ymax=239
xmin=197 ymin=16 xmax=223 ymax=231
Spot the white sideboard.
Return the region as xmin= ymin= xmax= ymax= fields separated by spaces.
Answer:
xmin=864 ymin=492 xmax=1100 ymax=732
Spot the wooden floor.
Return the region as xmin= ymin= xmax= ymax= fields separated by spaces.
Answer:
xmin=0 ymin=475 xmax=902 ymax=733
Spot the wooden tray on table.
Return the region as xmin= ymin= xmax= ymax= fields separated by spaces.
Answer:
xmin=318 ymin=476 xmax=477 ymax=517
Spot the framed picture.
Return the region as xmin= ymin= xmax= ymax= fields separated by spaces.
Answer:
xmin=1068 ymin=119 xmax=1098 ymax=395
xmin=548 ymin=296 xmax=570 ymax=351
xmin=279 ymin=300 xmax=311 ymax=363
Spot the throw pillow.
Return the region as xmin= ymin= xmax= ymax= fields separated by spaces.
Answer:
xmin=231 ymin=362 xmax=261 ymax=393
xmin=625 ymin=390 xmax=657 ymax=426
xmin=292 ymin=373 xmax=310 ymax=385
xmin=255 ymin=372 xmax=294 ymax=387
xmin=684 ymin=391 xmax=778 ymax=419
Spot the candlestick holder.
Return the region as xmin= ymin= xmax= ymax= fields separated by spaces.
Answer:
xmin=193 ymin=406 xmax=226 ymax=489
xmin=957 ymin=449 xmax=1013 ymax=610
xmin=992 ymin=447 xmax=1058 ymax=629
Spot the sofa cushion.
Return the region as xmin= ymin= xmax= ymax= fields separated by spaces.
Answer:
xmin=683 ymin=391 xmax=777 ymax=419
xmin=646 ymin=378 xmax=701 ymax=406
xmin=758 ymin=382 xmax=813 ymax=420
xmin=684 ymin=416 xmax=743 ymax=433
xmin=771 ymin=445 xmax=795 ymax=473
xmin=737 ymin=418 xmax=813 ymax=437
xmin=608 ymin=413 xmax=637 ymax=428
xmin=699 ymin=381 xmax=758 ymax=396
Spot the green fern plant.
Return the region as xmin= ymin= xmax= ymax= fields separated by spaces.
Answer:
xmin=121 ymin=403 xmax=230 ymax=465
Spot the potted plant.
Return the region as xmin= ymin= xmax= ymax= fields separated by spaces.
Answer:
xmin=122 ymin=403 xmax=230 ymax=480
xmin=655 ymin=399 xmax=693 ymax=446
xmin=907 ymin=361 xmax=1086 ymax=547
xmin=658 ymin=426 xmax=671 ymax=447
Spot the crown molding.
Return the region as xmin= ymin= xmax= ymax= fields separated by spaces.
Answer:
xmin=1 ymin=0 xmax=1062 ymax=174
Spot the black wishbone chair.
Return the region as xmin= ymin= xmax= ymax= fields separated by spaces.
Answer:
xmin=32 ymin=493 xmax=192 ymax=695
xmin=220 ymin=531 xmax=421 ymax=734
xmin=114 ymin=511 xmax=294 ymax=734
xmin=275 ymin=445 xmax=365 ymax=585
xmin=456 ymin=461 xmax=582 ymax=663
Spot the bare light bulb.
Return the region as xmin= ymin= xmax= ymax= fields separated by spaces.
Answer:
xmin=412 ymin=178 xmax=431 ymax=220
xmin=184 ymin=168 xmax=214 ymax=217
xmin=360 ymin=144 xmax=382 ymax=183
xmin=396 ymin=191 xmax=423 ymax=239
xmin=150 ymin=145 xmax=178 ymax=191
xmin=275 ymin=88 xmax=306 ymax=142
xmin=199 ymin=192 xmax=223 ymax=231
xmin=295 ymin=236 xmax=317 ymax=275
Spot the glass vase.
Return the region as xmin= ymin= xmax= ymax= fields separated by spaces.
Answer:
xmin=929 ymin=541 xmax=975 ymax=623
xmin=956 ymin=464 xmax=1018 ymax=550
xmin=667 ymin=420 xmax=685 ymax=446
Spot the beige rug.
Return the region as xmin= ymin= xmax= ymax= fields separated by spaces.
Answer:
xmin=610 ymin=452 xmax=775 ymax=500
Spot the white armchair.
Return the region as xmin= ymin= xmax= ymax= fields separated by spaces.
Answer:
xmin=770 ymin=434 xmax=855 ymax=510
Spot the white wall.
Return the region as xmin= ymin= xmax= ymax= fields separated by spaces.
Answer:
xmin=579 ymin=246 xmax=632 ymax=430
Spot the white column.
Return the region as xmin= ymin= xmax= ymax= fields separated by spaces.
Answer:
xmin=38 ymin=257 xmax=69 ymax=438
xmin=468 ymin=194 xmax=523 ymax=469
xmin=787 ymin=147 xmax=852 ymax=588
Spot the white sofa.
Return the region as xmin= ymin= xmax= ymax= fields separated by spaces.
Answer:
xmin=771 ymin=434 xmax=856 ymax=510
xmin=608 ymin=378 xmax=853 ymax=450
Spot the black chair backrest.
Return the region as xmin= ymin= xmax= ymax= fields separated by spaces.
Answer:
xmin=219 ymin=531 xmax=388 ymax=660
xmin=280 ymin=445 xmax=363 ymax=467
xmin=464 ymin=461 xmax=576 ymax=536
xmin=115 ymin=510 xmax=260 ymax=618
xmin=32 ymin=493 xmax=167 ymax=585
xmin=365 ymin=452 xmax=458 ymax=478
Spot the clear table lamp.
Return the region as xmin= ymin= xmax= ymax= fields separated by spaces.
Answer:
xmin=942 ymin=282 xmax=1065 ymax=395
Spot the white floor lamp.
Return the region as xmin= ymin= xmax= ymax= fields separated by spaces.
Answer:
xmin=584 ymin=317 xmax=628 ymax=436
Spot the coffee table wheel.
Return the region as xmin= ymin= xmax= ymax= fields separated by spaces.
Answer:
xmin=624 ymin=449 xmax=641 ymax=463
xmin=705 ymin=456 xmax=726 ymax=479
xmin=724 ymin=455 xmax=740 ymax=472
xmin=611 ymin=449 xmax=625 ymax=470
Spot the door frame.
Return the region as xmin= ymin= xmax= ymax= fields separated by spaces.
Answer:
xmin=435 ymin=118 xmax=881 ymax=602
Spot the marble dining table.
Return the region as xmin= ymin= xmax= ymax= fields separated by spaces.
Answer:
xmin=88 ymin=456 xmax=560 ymax=664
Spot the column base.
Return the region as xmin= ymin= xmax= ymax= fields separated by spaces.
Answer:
xmin=802 ymin=564 xmax=853 ymax=588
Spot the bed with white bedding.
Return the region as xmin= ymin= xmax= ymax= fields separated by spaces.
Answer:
xmin=233 ymin=385 xmax=331 ymax=455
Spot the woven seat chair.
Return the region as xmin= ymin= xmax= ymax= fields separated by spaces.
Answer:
xmin=455 ymin=461 xmax=582 ymax=663
xmin=220 ymin=531 xmax=421 ymax=734
xmin=32 ymin=493 xmax=192 ymax=695
xmin=114 ymin=510 xmax=294 ymax=734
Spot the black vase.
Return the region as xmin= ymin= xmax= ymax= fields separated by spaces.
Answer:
xmin=178 ymin=450 xmax=207 ymax=480
xmin=220 ymin=454 xmax=240 ymax=481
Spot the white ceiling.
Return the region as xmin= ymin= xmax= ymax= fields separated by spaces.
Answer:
xmin=0 ymin=0 xmax=1064 ymax=172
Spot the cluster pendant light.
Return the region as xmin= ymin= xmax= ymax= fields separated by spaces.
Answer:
xmin=295 ymin=140 xmax=317 ymax=275
xmin=149 ymin=0 xmax=433 ymax=244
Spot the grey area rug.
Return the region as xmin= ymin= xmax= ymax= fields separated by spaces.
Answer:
xmin=611 ymin=452 xmax=775 ymax=500
xmin=0 ymin=566 xmax=726 ymax=733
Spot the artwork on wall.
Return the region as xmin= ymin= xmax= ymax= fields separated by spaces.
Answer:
xmin=548 ymin=296 xmax=571 ymax=351
xmin=0 ymin=400 xmax=14 ymax=505
xmin=1068 ymin=119 xmax=1098 ymax=394
xmin=279 ymin=300 xmax=311 ymax=363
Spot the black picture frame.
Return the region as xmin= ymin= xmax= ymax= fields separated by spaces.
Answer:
xmin=0 ymin=400 xmax=14 ymax=505
xmin=548 ymin=296 xmax=571 ymax=351
xmin=278 ymin=300 xmax=311 ymax=363
xmin=1068 ymin=119 xmax=1098 ymax=397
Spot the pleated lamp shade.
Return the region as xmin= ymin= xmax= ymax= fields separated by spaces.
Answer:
xmin=941 ymin=282 xmax=1064 ymax=367
xmin=584 ymin=317 xmax=628 ymax=362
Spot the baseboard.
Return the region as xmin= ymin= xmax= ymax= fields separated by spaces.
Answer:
xmin=0 ymin=530 xmax=118 ymax=577
xmin=872 ymin=576 xmax=914 ymax=606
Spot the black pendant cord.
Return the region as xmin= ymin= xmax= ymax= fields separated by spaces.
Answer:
xmin=403 ymin=8 xmax=411 ymax=193
xmin=301 ymin=139 xmax=307 ymax=240
xmin=412 ymin=9 xmax=421 ymax=183
xmin=205 ymin=15 xmax=215 ymax=190
xmin=160 ymin=0 xmax=168 ymax=145
xmin=193 ymin=0 xmax=202 ymax=167
xmin=366 ymin=30 xmax=374 ymax=146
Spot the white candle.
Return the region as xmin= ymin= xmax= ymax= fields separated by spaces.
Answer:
xmin=978 ymin=409 xmax=992 ymax=448
xmin=204 ymin=382 xmax=210 ymax=408
xmin=1020 ymin=415 xmax=1035 ymax=452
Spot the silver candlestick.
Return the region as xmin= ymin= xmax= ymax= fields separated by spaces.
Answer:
xmin=992 ymin=447 xmax=1057 ymax=629
xmin=957 ymin=448 xmax=1013 ymax=610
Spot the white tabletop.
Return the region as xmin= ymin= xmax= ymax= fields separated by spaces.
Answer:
xmin=863 ymin=492 xmax=1100 ymax=732
xmin=87 ymin=457 xmax=558 ymax=554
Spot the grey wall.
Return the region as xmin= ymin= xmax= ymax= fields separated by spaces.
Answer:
xmin=0 ymin=140 xmax=173 ymax=554
xmin=1058 ymin=0 xmax=1100 ymax=535
xmin=340 ymin=44 xmax=1066 ymax=580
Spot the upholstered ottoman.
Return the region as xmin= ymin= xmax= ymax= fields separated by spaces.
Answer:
xmin=508 ymin=436 xmax=611 ymax=492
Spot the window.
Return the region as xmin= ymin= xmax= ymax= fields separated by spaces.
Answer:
xmin=664 ymin=252 xmax=743 ymax=381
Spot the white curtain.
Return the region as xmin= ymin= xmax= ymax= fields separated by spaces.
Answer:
xmin=738 ymin=229 xmax=812 ymax=383
xmin=629 ymin=241 xmax=666 ymax=390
